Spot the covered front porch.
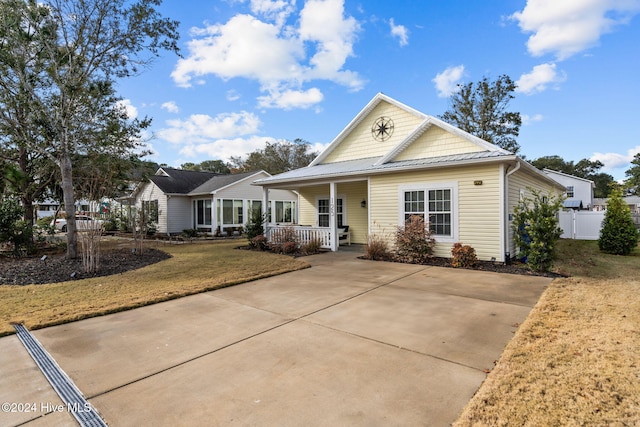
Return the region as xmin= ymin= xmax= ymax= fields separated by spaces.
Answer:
xmin=260 ymin=179 xmax=369 ymax=251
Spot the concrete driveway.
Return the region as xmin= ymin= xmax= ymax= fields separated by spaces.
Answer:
xmin=0 ymin=250 xmax=551 ymax=426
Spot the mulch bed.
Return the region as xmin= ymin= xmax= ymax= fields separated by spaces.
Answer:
xmin=361 ymin=254 xmax=566 ymax=278
xmin=0 ymin=248 xmax=172 ymax=286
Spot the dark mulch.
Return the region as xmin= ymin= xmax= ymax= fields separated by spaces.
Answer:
xmin=0 ymin=248 xmax=172 ymax=286
xmin=361 ymin=254 xmax=566 ymax=278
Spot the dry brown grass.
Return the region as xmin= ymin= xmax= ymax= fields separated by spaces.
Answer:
xmin=455 ymin=240 xmax=640 ymax=426
xmin=0 ymin=240 xmax=308 ymax=336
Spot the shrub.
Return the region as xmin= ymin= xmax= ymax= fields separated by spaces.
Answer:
xmin=250 ymin=234 xmax=269 ymax=250
xmin=512 ymin=189 xmax=564 ymax=272
xmin=598 ymin=187 xmax=639 ymax=255
xmin=395 ymin=215 xmax=435 ymax=264
xmin=244 ymin=210 xmax=266 ymax=244
xmin=182 ymin=228 xmax=198 ymax=238
xmin=301 ymin=238 xmax=322 ymax=255
xmin=268 ymin=226 xmax=299 ymax=254
xmin=451 ymin=243 xmax=477 ymax=268
xmin=364 ymin=234 xmax=391 ymax=260
xmin=281 ymin=241 xmax=298 ymax=255
xmin=0 ymin=198 xmax=36 ymax=255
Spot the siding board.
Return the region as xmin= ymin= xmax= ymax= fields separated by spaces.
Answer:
xmin=323 ymin=101 xmax=423 ymax=163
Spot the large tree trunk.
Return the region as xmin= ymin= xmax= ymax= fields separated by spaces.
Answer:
xmin=60 ymin=153 xmax=77 ymax=259
xmin=18 ymin=147 xmax=34 ymax=225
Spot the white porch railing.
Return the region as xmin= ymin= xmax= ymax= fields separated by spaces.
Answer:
xmin=266 ymin=225 xmax=332 ymax=249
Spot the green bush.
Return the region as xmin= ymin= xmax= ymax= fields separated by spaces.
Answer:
xmin=182 ymin=228 xmax=198 ymax=238
xmin=0 ymin=198 xmax=36 ymax=255
xmin=244 ymin=210 xmax=266 ymax=244
xmin=395 ymin=215 xmax=435 ymax=264
xmin=598 ymin=187 xmax=639 ymax=255
xmin=512 ymin=190 xmax=564 ymax=272
xmin=451 ymin=243 xmax=477 ymax=268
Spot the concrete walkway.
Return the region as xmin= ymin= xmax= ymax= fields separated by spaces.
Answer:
xmin=0 ymin=250 xmax=552 ymax=426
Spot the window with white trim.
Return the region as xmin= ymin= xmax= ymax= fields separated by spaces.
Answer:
xmin=317 ymin=198 xmax=344 ymax=227
xmin=401 ymin=184 xmax=456 ymax=239
xmin=222 ymin=199 xmax=243 ymax=225
xmin=566 ymin=186 xmax=574 ymax=198
xmin=194 ymin=199 xmax=212 ymax=226
xmin=275 ymin=200 xmax=296 ymax=223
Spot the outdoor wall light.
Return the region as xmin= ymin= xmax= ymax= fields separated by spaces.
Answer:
xmin=361 ymin=199 xmax=367 ymax=208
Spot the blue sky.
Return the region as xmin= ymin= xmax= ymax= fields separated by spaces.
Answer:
xmin=116 ymin=0 xmax=640 ymax=180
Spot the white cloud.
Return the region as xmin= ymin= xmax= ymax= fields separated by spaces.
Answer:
xmin=521 ymin=113 xmax=544 ymax=125
xmin=226 ymin=90 xmax=241 ymax=101
xmin=178 ymin=135 xmax=277 ymax=162
xmin=116 ymin=99 xmax=138 ymax=119
xmin=389 ymin=18 xmax=409 ymax=46
xmin=511 ymin=0 xmax=640 ymax=60
xmin=172 ymin=14 xmax=304 ymax=87
xmin=171 ymin=0 xmax=363 ymax=109
xmin=249 ymin=0 xmax=295 ymax=26
xmin=161 ymin=101 xmax=179 ymax=113
xmin=157 ymin=111 xmax=261 ymax=144
xmin=516 ymin=62 xmax=567 ymax=94
xmin=591 ymin=145 xmax=640 ymax=170
xmin=298 ymin=0 xmax=363 ymax=88
xmin=257 ymin=87 xmax=324 ymax=110
xmin=432 ymin=65 xmax=465 ymax=98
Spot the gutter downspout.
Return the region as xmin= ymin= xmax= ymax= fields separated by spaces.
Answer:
xmin=504 ymin=160 xmax=521 ymax=263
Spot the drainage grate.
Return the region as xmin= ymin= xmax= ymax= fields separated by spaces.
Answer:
xmin=13 ymin=324 xmax=108 ymax=427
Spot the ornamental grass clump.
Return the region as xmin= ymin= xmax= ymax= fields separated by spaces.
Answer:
xmin=364 ymin=234 xmax=392 ymax=261
xmin=395 ymin=215 xmax=435 ymax=264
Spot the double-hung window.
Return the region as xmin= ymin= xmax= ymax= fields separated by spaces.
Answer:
xmin=317 ymin=198 xmax=344 ymax=228
xmin=400 ymin=183 xmax=456 ymax=240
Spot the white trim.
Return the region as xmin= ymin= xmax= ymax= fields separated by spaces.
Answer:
xmin=315 ymin=194 xmax=347 ymax=228
xmin=310 ymin=93 xmax=428 ymax=166
xmin=398 ymin=181 xmax=459 ymax=243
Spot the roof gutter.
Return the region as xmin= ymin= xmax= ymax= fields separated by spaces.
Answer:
xmin=254 ymin=155 xmax=520 ymax=188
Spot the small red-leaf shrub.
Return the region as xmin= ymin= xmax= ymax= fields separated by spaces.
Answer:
xmin=395 ymin=215 xmax=435 ymax=264
xmin=251 ymin=235 xmax=268 ymax=250
xmin=281 ymin=241 xmax=298 ymax=254
xmin=450 ymin=242 xmax=478 ymax=268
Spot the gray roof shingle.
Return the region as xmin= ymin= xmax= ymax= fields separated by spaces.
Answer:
xmin=150 ymin=168 xmax=219 ymax=194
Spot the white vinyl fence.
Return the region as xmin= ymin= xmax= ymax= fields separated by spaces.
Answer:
xmin=558 ymin=210 xmax=605 ymax=240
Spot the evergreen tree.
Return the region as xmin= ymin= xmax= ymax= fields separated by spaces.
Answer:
xmin=598 ymin=187 xmax=639 ymax=255
xmin=440 ymin=75 xmax=522 ymax=153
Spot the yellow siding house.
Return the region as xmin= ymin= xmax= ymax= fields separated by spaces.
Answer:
xmin=254 ymin=93 xmax=563 ymax=262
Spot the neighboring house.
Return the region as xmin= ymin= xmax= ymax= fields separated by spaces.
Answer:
xmin=132 ymin=168 xmax=298 ymax=235
xmin=543 ymin=169 xmax=594 ymax=210
xmin=594 ymin=196 xmax=640 ymax=214
xmin=253 ymin=93 xmax=564 ymax=261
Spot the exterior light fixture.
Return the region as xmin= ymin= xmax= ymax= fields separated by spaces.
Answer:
xmin=361 ymin=200 xmax=367 ymax=208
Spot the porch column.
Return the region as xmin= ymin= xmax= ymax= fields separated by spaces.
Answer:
xmin=329 ymin=181 xmax=337 ymax=251
xmin=211 ymin=195 xmax=217 ymax=236
xmin=262 ymin=187 xmax=270 ymax=234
